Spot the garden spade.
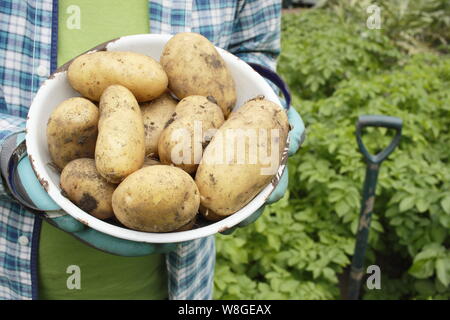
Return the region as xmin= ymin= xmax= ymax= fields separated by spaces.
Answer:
xmin=347 ymin=115 xmax=402 ymax=300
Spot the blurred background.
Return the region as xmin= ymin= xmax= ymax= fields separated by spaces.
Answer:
xmin=214 ymin=0 xmax=450 ymax=300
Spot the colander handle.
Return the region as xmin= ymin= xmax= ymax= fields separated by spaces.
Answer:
xmin=0 ymin=131 xmax=51 ymax=213
xmin=248 ymin=63 xmax=291 ymax=110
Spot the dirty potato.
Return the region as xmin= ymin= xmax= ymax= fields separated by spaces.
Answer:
xmin=140 ymin=92 xmax=177 ymax=156
xmin=46 ymin=97 xmax=98 ymax=170
xmin=112 ymin=165 xmax=200 ymax=232
xmin=160 ymin=32 xmax=236 ymax=117
xmin=68 ymin=51 xmax=168 ymax=102
xmin=60 ymin=158 xmax=116 ymax=220
xmin=195 ymin=97 xmax=289 ymax=216
xmin=95 ymin=85 xmax=145 ymax=183
xmin=158 ymin=95 xmax=224 ymax=174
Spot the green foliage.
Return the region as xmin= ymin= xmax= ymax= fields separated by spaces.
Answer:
xmin=288 ymin=53 xmax=450 ymax=299
xmin=214 ymin=194 xmax=344 ymax=299
xmin=319 ymin=0 xmax=450 ymax=54
xmin=278 ymin=10 xmax=401 ymax=100
xmin=215 ymin=9 xmax=450 ymax=300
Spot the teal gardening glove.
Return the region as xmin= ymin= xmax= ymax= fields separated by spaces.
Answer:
xmin=0 ymin=132 xmax=175 ymax=256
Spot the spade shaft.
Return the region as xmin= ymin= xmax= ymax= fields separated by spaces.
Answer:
xmin=347 ymin=115 xmax=402 ymax=300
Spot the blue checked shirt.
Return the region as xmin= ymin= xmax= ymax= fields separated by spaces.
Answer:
xmin=0 ymin=0 xmax=281 ymax=300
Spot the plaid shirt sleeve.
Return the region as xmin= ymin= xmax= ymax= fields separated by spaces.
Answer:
xmin=0 ymin=108 xmax=26 ymax=144
xmin=0 ymin=86 xmax=26 ymax=157
xmin=0 ymin=0 xmax=54 ymax=300
xmin=167 ymin=236 xmax=215 ymax=300
xmin=228 ymin=0 xmax=282 ymax=71
xmin=226 ymin=0 xmax=283 ymax=102
xmin=0 ymin=108 xmax=26 ymax=202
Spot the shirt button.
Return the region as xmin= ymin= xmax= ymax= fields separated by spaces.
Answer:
xmin=18 ymin=235 xmax=29 ymax=246
xmin=36 ymin=65 xmax=48 ymax=77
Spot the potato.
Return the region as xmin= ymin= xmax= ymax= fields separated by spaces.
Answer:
xmin=195 ymin=97 xmax=289 ymax=216
xmin=140 ymin=92 xmax=177 ymax=156
xmin=158 ymin=95 xmax=224 ymax=174
xmin=46 ymin=97 xmax=98 ymax=170
xmin=95 ymin=85 xmax=145 ymax=183
xmin=160 ymin=32 xmax=236 ymax=117
xmin=112 ymin=165 xmax=200 ymax=232
xmin=68 ymin=51 xmax=168 ymax=102
xmin=60 ymin=158 xmax=116 ymax=220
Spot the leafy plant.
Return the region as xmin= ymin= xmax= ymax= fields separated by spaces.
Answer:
xmin=318 ymin=0 xmax=450 ymax=54
xmin=288 ymin=53 xmax=450 ymax=299
xmin=278 ymin=10 xmax=401 ymax=100
xmin=214 ymin=9 xmax=450 ymax=300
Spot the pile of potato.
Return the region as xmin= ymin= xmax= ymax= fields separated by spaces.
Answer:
xmin=47 ymin=32 xmax=289 ymax=233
